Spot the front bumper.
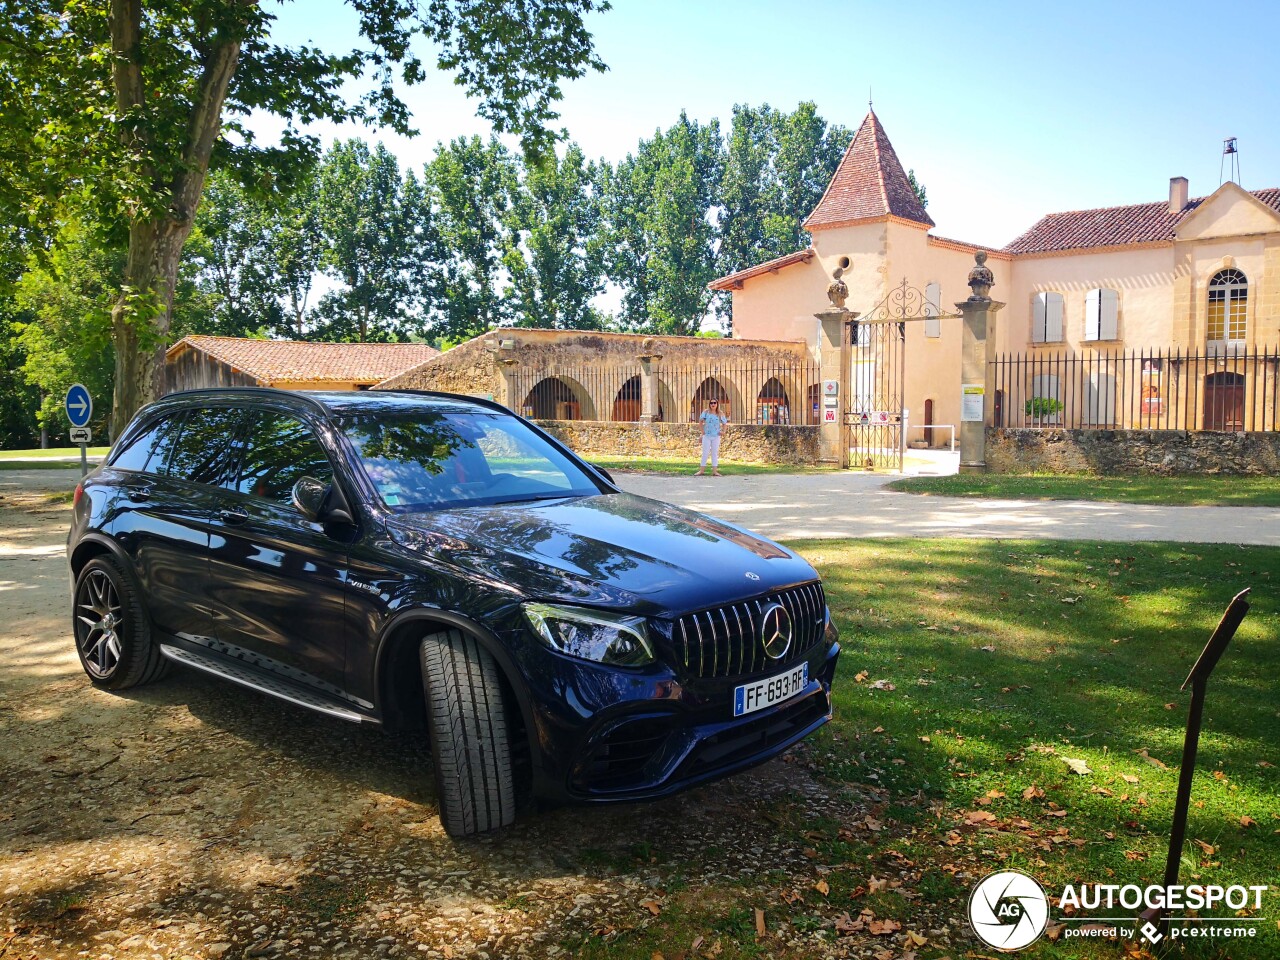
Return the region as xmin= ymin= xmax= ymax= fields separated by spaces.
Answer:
xmin=515 ymin=618 xmax=840 ymax=804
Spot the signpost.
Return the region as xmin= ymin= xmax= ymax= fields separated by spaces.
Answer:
xmin=64 ymin=384 xmax=93 ymax=477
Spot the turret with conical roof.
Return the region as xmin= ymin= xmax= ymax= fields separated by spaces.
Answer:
xmin=803 ymin=111 xmax=934 ymax=231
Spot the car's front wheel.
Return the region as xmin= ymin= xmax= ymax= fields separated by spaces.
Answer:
xmin=420 ymin=628 xmax=516 ymax=836
xmin=73 ymin=555 xmax=169 ymax=690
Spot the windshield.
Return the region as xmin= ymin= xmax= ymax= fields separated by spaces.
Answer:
xmin=340 ymin=410 xmax=603 ymax=513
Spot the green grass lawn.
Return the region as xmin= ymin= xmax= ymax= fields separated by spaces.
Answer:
xmin=0 ymin=446 xmax=109 ymax=470
xmin=567 ymin=539 xmax=1279 ymax=959
xmin=888 ymin=473 xmax=1280 ymax=507
xmin=586 ymin=454 xmax=828 ymax=476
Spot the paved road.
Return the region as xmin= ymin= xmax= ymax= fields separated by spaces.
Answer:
xmin=615 ymin=471 xmax=1280 ymax=545
xmin=8 ymin=466 xmax=1277 ymax=545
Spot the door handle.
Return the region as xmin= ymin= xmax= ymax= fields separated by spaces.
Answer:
xmin=126 ymin=484 xmax=152 ymax=501
xmin=218 ymin=508 xmax=249 ymax=524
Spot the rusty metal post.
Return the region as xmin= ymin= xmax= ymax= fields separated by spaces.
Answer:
xmin=1139 ymin=588 xmax=1251 ymax=943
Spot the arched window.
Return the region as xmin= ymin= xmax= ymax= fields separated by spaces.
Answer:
xmin=522 ymin=377 xmax=592 ymax=421
xmin=1207 ymin=269 xmax=1247 ymax=345
xmin=756 ymin=378 xmax=790 ymax=424
xmin=612 ymin=376 xmax=642 ymax=422
xmin=690 ymin=378 xmax=730 ymax=421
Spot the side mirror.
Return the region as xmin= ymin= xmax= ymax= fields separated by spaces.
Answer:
xmin=292 ymin=476 xmax=327 ymax=520
xmin=292 ymin=476 xmax=356 ymax=526
xmin=590 ymin=463 xmax=614 ymax=485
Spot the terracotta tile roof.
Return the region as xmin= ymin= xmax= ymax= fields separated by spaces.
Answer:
xmin=803 ymin=111 xmax=934 ymax=231
xmin=1003 ymin=188 xmax=1280 ymax=255
xmin=708 ymin=248 xmax=816 ymax=291
xmin=168 ymin=335 xmax=439 ymax=385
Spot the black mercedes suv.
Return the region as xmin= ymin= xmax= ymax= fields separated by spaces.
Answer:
xmin=67 ymin=389 xmax=839 ymax=835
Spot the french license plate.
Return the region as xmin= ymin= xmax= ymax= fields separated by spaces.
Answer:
xmin=733 ymin=663 xmax=808 ymax=717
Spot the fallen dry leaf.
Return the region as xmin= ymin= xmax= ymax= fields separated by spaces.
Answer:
xmin=868 ymin=875 xmax=888 ymax=893
xmin=980 ymin=644 xmax=996 ymax=652
xmin=1063 ymin=757 xmax=1092 ymax=776
xmin=869 ymin=679 xmax=896 ymax=691
xmin=754 ymin=907 xmax=765 ymax=938
xmin=1193 ymin=839 xmax=1215 ymax=855
xmin=1241 ymin=815 xmax=1258 ymax=828
xmin=868 ymin=918 xmax=901 ymax=936
xmin=640 ymin=900 xmax=661 ymax=916
xmin=1022 ymin=784 xmax=1045 ymax=800
xmin=1136 ymin=749 xmax=1169 ymax=770
xmin=965 ymin=809 xmax=997 ymax=823
xmin=814 ymin=879 xmax=830 ymax=897
xmin=855 ymin=670 xmax=869 ymax=683
xmin=871 ymin=725 xmax=885 ymax=733
xmin=1121 ymin=774 xmax=1140 ymax=784
xmin=835 ymin=913 xmax=864 ymax=935
xmin=905 ymin=930 xmax=927 ymax=946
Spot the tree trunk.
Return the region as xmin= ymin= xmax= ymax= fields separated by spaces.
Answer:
xmin=110 ymin=220 xmax=194 ymax=438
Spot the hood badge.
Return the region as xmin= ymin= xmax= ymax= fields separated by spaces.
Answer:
xmin=759 ymin=602 xmax=793 ymax=661
xmin=745 ymin=572 xmax=760 ymax=581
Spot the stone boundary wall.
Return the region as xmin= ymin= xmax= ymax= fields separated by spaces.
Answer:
xmin=986 ymin=428 xmax=1280 ymax=475
xmin=535 ymin=420 xmax=821 ymax=466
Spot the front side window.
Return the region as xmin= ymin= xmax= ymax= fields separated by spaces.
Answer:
xmin=341 ymin=410 xmax=601 ymax=513
xmin=236 ymin=412 xmax=334 ymax=505
xmin=1207 ymin=269 xmax=1247 ymax=344
xmin=162 ymin=408 xmax=244 ymax=487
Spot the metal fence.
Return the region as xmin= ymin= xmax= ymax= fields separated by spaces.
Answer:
xmin=508 ymin=356 xmax=823 ymax=425
xmin=991 ymin=346 xmax=1280 ymax=432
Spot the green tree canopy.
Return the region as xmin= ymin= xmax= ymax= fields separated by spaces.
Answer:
xmin=0 ymin=0 xmax=609 ymax=434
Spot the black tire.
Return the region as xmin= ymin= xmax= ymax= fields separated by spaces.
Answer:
xmin=72 ymin=555 xmax=170 ymax=690
xmin=420 ymin=629 xmax=516 ymax=836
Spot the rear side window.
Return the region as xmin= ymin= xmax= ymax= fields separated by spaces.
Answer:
xmin=162 ymin=407 xmax=244 ymax=488
xmin=110 ymin=414 xmax=181 ymax=473
xmin=236 ymin=412 xmax=334 ymax=505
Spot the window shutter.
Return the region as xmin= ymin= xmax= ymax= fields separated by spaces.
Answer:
xmin=1100 ymin=288 xmax=1118 ymax=340
xmin=924 ymin=283 xmax=941 ymax=338
xmin=1084 ymin=289 xmax=1101 ymax=341
xmin=1033 ymin=293 xmax=1048 ymax=343
xmin=1046 ymin=293 xmax=1064 ymax=342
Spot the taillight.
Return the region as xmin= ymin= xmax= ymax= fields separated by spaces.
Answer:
xmin=73 ymin=483 xmax=84 ymax=507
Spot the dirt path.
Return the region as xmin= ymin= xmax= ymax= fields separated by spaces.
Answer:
xmin=0 ymin=473 xmax=894 ymax=960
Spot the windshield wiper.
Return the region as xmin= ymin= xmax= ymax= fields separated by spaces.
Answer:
xmin=493 ymin=492 xmax=583 ymax=505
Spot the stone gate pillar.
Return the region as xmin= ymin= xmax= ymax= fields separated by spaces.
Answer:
xmin=815 ymin=307 xmax=857 ymax=467
xmin=954 ymin=252 xmax=1004 ymax=474
xmin=637 ymin=339 xmax=663 ymax=424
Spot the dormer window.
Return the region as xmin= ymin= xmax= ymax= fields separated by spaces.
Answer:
xmin=1207 ymin=269 xmax=1247 ymax=346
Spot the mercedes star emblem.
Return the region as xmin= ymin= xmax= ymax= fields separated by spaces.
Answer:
xmin=759 ymin=602 xmax=793 ymax=661
xmin=745 ymin=572 xmax=760 ymax=581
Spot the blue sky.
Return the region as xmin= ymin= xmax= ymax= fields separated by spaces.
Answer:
xmin=252 ymin=0 xmax=1280 ymax=249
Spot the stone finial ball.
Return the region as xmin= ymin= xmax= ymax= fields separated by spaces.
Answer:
xmin=975 ymin=251 xmax=988 ymax=266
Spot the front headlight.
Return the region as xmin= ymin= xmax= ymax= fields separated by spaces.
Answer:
xmin=522 ymin=602 xmax=654 ymax=667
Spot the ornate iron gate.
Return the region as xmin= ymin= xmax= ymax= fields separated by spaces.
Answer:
xmin=847 ymin=279 xmax=959 ymax=471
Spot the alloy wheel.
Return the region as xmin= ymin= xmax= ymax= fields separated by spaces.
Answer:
xmin=76 ymin=569 xmax=124 ymax=679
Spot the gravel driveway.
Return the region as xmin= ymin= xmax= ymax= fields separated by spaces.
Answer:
xmin=0 ymin=471 xmax=883 ymax=960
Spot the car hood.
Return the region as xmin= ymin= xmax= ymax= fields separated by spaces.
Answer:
xmin=384 ymin=492 xmax=817 ymax=614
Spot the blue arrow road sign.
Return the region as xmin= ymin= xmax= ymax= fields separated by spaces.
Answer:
xmin=65 ymin=383 xmax=93 ymax=427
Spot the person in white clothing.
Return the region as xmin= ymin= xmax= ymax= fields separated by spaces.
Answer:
xmin=693 ymin=398 xmax=728 ymax=476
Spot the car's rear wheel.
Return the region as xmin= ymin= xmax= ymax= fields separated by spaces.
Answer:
xmin=73 ymin=555 xmax=169 ymax=690
xmin=420 ymin=628 xmax=516 ymax=836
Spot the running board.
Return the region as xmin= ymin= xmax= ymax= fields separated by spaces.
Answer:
xmin=160 ymin=643 xmax=370 ymax=724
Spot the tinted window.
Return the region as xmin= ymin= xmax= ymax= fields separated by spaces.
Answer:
xmin=162 ymin=408 xmax=244 ymax=488
xmin=341 ymin=410 xmax=599 ymax=513
xmin=110 ymin=414 xmax=181 ymax=473
xmin=236 ymin=412 xmax=333 ymax=505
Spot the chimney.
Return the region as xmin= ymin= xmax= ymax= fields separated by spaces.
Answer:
xmin=1169 ymin=176 xmax=1189 ymax=214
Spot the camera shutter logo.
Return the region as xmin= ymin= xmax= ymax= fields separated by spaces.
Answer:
xmin=968 ymin=870 xmax=1049 ymax=951
xmin=758 ymin=602 xmax=793 ymax=661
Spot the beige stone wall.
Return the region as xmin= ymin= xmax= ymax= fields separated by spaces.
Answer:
xmin=987 ymin=427 xmax=1280 ymax=476
xmin=375 ymin=329 xmax=815 ymax=425
xmin=536 ymin=420 xmax=821 ymax=466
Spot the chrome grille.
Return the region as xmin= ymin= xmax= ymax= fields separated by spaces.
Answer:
xmin=673 ymin=582 xmax=827 ymax=679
